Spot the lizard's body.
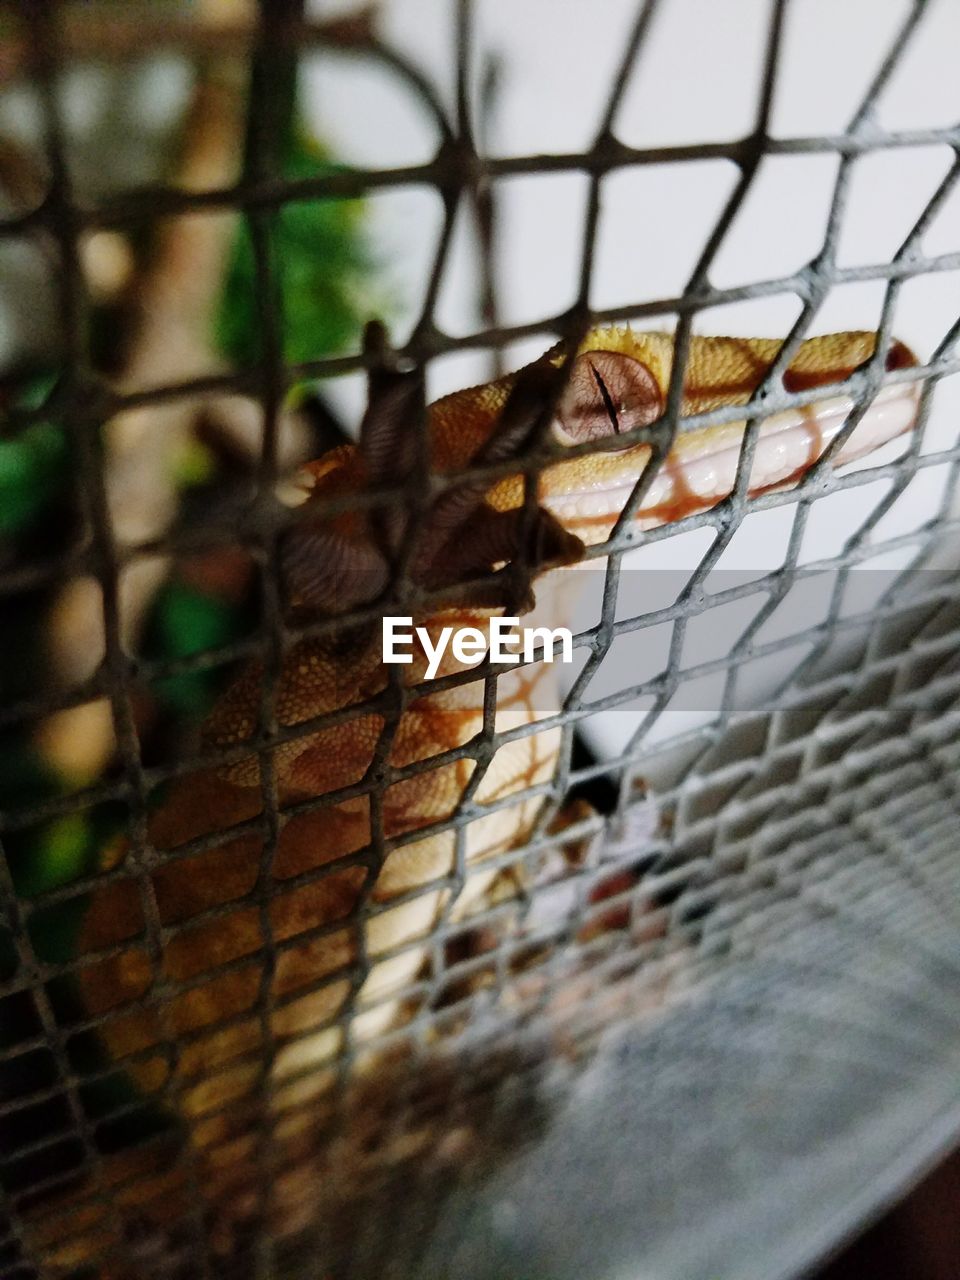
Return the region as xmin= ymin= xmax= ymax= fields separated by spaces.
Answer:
xmin=43 ymin=327 xmax=919 ymax=1268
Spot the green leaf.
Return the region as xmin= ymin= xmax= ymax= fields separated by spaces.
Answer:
xmin=0 ymin=372 xmax=69 ymax=536
xmin=16 ymin=812 xmax=92 ymax=898
xmin=144 ymin=580 xmax=247 ymax=718
xmin=215 ymin=127 xmax=371 ymax=370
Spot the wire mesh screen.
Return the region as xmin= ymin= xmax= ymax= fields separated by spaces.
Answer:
xmin=1 ymin=2 xmax=960 ymax=1278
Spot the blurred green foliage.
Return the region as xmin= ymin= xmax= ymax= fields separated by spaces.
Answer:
xmin=215 ymin=126 xmax=370 ymax=370
xmin=0 ymin=372 xmax=68 ymax=538
xmin=0 ymin=736 xmax=127 ymax=955
xmin=141 ymin=578 xmax=252 ymax=719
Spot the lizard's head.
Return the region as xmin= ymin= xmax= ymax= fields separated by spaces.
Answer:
xmin=465 ymin=327 xmax=920 ymax=547
xmin=283 ymin=326 xmax=920 ymax=614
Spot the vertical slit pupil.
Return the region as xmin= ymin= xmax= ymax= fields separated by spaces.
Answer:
xmin=589 ymin=361 xmax=621 ymax=434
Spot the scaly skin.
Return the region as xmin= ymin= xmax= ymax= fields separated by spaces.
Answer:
xmin=41 ymin=328 xmax=919 ymax=1268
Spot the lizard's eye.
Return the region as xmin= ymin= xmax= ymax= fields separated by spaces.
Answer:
xmin=553 ymin=350 xmax=663 ymax=446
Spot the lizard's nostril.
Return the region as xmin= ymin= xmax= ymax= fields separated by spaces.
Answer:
xmin=886 ymin=339 xmax=917 ymax=371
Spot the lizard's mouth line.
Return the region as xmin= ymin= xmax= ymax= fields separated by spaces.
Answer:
xmin=542 ymin=381 xmax=921 ymax=531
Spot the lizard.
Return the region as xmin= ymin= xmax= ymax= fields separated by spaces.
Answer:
xmin=34 ymin=326 xmax=920 ymax=1270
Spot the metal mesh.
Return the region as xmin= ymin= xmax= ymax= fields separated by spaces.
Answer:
xmin=1 ymin=2 xmax=959 ymax=1278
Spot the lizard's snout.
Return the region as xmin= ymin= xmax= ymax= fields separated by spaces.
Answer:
xmin=781 ymin=336 xmax=917 ymax=394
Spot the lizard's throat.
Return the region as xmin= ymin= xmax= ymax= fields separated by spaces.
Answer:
xmin=542 ymin=380 xmax=920 ymax=541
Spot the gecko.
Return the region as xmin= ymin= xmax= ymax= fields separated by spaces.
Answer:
xmin=35 ymin=327 xmax=920 ymax=1270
